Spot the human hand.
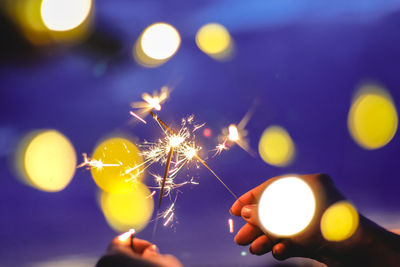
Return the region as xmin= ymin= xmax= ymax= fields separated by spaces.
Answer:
xmin=230 ymin=174 xmax=357 ymax=265
xmin=97 ymin=232 xmax=183 ymax=267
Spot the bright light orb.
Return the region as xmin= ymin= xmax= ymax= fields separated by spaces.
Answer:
xmin=100 ymin=182 xmax=154 ymax=233
xmin=258 ymin=126 xmax=295 ymax=167
xmin=40 ymin=0 xmax=92 ymax=31
xmin=23 ymin=130 xmax=76 ymax=192
xmin=228 ymin=124 xmax=240 ymax=141
xmin=348 ymin=84 xmax=398 ymax=149
xmin=321 ymin=201 xmax=359 ymax=242
xmin=140 ymin=23 xmax=181 ymax=60
xmin=258 ymin=177 xmax=316 ymax=236
xmin=91 ymin=137 xmax=144 ymax=193
xmin=196 ymin=23 xmax=233 ymax=59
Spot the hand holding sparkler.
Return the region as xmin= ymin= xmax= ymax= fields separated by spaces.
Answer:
xmin=97 ymin=230 xmax=183 ymax=267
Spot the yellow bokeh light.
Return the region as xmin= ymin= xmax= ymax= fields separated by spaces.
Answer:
xmin=348 ymin=84 xmax=398 ymax=149
xmin=133 ymin=23 xmax=180 ymax=68
xmin=40 ymin=0 xmax=92 ymax=31
xmin=140 ymin=23 xmax=181 ymax=60
xmin=195 ymin=23 xmax=234 ymax=60
xmin=258 ymin=177 xmax=316 ymax=236
xmin=100 ymin=182 xmax=154 ymax=233
xmin=320 ymin=201 xmax=359 ymax=242
xmin=258 ymin=126 xmax=295 ymax=167
xmin=17 ymin=130 xmax=76 ymax=192
xmin=91 ymin=137 xmax=144 ymax=193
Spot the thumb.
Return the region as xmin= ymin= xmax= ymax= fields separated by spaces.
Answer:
xmin=241 ymin=204 xmax=260 ymax=226
xmin=142 ymin=245 xmax=159 ymax=258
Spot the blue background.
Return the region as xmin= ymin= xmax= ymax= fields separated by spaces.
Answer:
xmin=1 ymin=0 xmax=400 ymax=266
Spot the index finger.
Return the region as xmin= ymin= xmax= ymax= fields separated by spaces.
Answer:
xmin=230 ymin=181 xmax=270 ymax=216
xmin=111 ymin=236 xmax=153 ymax=254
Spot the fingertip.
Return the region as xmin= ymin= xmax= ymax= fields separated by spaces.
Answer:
xmin=230 ymin=202 xmax=242 ymax=216
xmin=272 ymin=243 xmax=289 ymax=261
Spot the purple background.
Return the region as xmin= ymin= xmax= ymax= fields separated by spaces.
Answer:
xmin=1 ymin=1 xmax=400 ymax=266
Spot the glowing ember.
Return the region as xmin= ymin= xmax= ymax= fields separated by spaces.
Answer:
xmin=228 ymin=218 xmax=234 ymax=233
xmin=228 ymin=124 xmax=240 ymax=141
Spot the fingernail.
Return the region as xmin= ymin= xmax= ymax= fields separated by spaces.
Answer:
xmin=241 ymin=206 xmax=251 ymax=219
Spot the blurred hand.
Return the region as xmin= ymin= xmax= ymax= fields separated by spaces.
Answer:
xmin=96 ymin=233 xmax=182 ymax=267
xmin=230 ymin=173 xmax=400 ymax=266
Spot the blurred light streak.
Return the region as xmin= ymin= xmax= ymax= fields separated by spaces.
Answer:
xmin=258 ymin=125 xmax=295 ymax=167
xmin=228 ymin=218 xmax=234 ymax=233
xmin=40 ymin=0 xmax=92 ymax=31
xmin=196 ymin=23 xmax=234 ymax=61
xmin=100 ymin=182 xmax=154 ymax=233
xmin=348 ymin=83 xmax=398 ymax=150
xmin=320 ymin=201 xmax=359 ymax=242
xmin=258 ymin=177 xmax=315 ymax=236
xmin=88 ymin=137 xmax=144 ymax=193
xmin=133 ymin=23 xmax=180 ymax=67
xmin=15 ymin=130 xmax=76 ymax=192
xmin=31 ymin=255 xmax=97 ymax=267
xmin=130 ymin=111 xmax=147 ymax=124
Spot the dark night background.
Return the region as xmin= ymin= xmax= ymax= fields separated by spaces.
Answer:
xmin=0 ymin=0 xmax=399 ymax=266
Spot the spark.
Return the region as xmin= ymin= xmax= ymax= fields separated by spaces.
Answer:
xmin=130 ymin=111 xmax=147 ymax=124
xmin=130 ymin=87 xmax=170 ymax=122
xmin=143 ymin=112 xmax=241 ymax=203
xmin=193 ymin=122 xmax=206 ymax=132
xmin=213 ymin=139 xmax=228 ymax=157
xmin=147 ymin=190 xmax=156 ymax=198
xmin=229 ymin=218 xmax=234 ymax=233
xmin=215 ymin=106 xmax=256 ymax=156
xmin=137 ymin=114 xmax=202 ymax=209
xmin=77 ymin=153 xmax=121 ymax=170
xmin=161 ymin=202 xmax=176 ymax=227
xmin=164 ymin=212 xmax=174 ymax=226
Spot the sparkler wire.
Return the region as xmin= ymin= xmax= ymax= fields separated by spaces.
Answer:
xmin=158 ymin=146 xmax=174 ymax=208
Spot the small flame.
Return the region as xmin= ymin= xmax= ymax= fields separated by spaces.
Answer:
xmin=118 ymin=229 xmax=136 ymax=242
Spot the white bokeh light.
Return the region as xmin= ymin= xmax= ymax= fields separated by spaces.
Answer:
xmin=258 ymin=177 xmax=316 ymax=236
xmin=41 ymin=0 xmax=92 ymax=31
xmin=140 ymin=23 xmax=181 ymax=60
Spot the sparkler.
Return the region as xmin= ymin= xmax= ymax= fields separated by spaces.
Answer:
xmin=80 ymin=87 xmax=245 ymax=231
